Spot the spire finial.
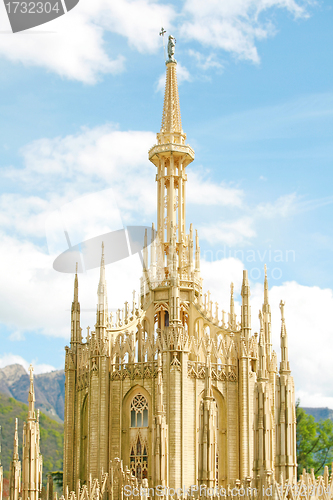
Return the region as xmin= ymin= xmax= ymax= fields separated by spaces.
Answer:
xmin=160 ymin=48 xmax=182 ymax=135
xmin=280 ymin=299 xmax=285 ymax=323
xmin=167 ymin=34 xmax=177 ymax=64
xmin=264 ymin=264 xmax=269 ymax=304
xmin=99 ymin=242 xmax=106 ymax=282
xmin=28 ymin=364 xmax=35 ymax=420
xmin=97 ymin=241 xmax=108 ymax=330
xmin=279 ymin=300 xmax=290 ymax=373
xmin=73 ymin=262 xmax=79 ymax=303
xmin=13 ymin=418 xmax=19 ymax=460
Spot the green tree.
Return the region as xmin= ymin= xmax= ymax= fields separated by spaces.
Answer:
xmin=296 ymin=400 xmax=333 ymax=477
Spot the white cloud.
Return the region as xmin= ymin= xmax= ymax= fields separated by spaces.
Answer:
xmin=0 ymin=0 xmax=310 ymax=82
xmin=1 ymin=126 xmax=248 ymax=245
xmin=199 ymin=217 xmax=256 ymax=246
xmin=188 ymin=50 xmax=223 ymax=71
xmin=180 ymin=0 xmax=308 ymax=63
xmin=192 ymin=260 xmax=333 ymax=407
xmin=0 ymin=230 xmax=144 ymax=339
xmin=187 ymin=170 xmax=243 ymax=206
xmin=0 ymin=354 xmax=55 ymax=374
xmin=255 ymin=193 xmax=298 ymax=218
xmin=201 ymin=257 xmax=244 ymax=315
xmin=249 ymin=280 xmax=333 ymax=407
xmin=0 ymin=0 xmax=175 ymax=83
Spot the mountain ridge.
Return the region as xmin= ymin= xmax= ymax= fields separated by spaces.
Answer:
xmin=0 ymin=364 xmax=65 ymax=422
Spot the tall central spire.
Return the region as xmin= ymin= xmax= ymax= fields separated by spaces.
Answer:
xmin=149 ymin=43 xmax=195 ymax=258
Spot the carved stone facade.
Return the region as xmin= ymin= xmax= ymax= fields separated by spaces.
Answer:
xmin=63 ymin=58 xmax=297 ymax=496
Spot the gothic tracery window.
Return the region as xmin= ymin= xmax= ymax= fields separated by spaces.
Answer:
xmin=130 ymin=394 xmax=148 ymax=428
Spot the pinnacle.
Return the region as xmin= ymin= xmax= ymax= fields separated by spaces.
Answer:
xmin=160 ymin=62 xmax=182 ymax=136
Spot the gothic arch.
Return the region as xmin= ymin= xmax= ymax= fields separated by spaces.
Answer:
xmin=122 ymin=385 xmax=152 ymax=483
xmin=80 ymin=393 xmax=88 ymax=484
xmin=212 ymin=387 xmax=227 ymax=487
xmin=197 ymin=387 xmax=227 ymax=487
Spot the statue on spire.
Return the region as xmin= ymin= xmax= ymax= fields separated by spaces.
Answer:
xmin=167 ymin=35 xmax=176 ymax=63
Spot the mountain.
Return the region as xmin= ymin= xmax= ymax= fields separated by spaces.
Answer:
xmin=0 ymin=392 xmax=63 ymax=484
xmin=0 ymin=365 xmax=65 ymax=422
xmin=302 ymin=407 xmax=333 ymax=422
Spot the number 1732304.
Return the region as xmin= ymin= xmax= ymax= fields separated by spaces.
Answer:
xmin=5 ymin=1 xmax=60 ymax=13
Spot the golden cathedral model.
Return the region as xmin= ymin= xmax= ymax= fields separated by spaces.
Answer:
xmin=63 ymin=43 xmax=297 ymax=496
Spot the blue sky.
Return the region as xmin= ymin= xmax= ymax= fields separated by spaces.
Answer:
xmin=0 ymin=0 xmax=332 ymax=407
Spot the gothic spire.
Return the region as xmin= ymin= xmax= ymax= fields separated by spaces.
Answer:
xmin=149 ymin=43 xmax=194 ymax=249
xmin=258 ymin=311 xmax=267 ymax=380
xmin=262 ymin=264 xmax=272 ymax=361
xmin=97 ymin=243 xmax=107 ymax=306
xmin=97 ymin=242 xmax=108 ymax=332
xmin=160 ymin=58 xmax=182 ymax=136
xmin=229 ymin=282 xmax=236 ymax=329
xmin=264 ymin=264 xmax=269 ymax=305
xmin=241 ymin=270 xmax=251 ymax=339
xmin=13 ymin=418 xmax=19 ymax=461
xmin=28 ymin=365 xmax=35 ymax=421
xmin=71 ymin=262 xmax=81 ymax=345
xmin=74 ymin=262 xmax=78 ymax=303
xmin=279 ymin=300 xmax=290 ymax=373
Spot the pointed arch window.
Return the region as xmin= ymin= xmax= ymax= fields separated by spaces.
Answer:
xmin=130 ymin=435 xmax=148 ymax=482
xmin=130 ymin=394 xmax=148 ymax=428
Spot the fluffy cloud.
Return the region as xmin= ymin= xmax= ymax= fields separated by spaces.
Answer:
xmin=181 ymin=0 xmax=308 ymax=63
xmin=196 ymin=259 xmax=333 ymax=407
xmin=0 ymin=230 xmax=144 ymax=339
xmin=0 ymin=0 xmax=175 ymax=83
xmin=0 ymin=354 xmax=55 ymax=374
xmin=187 ymin=170 xmax=244 ymax=207
xmin=199 ymin=217 xmax=256 ymax=246
xmin=0 ymin=0 xmax=309 ymax=82
xmin=1 ymin=126 xmax=246 ymax=243
xmin=250 ymin=280 xmax=333 ymax=407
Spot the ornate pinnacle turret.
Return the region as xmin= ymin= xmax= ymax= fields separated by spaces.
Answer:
xmin=28 ymin=365 xmax=35 ymax=421
xmin=262 ymin=265 xmax=272 ymax=361
xmin=9 ymin=418 xmax=21 ymax=500
xmin=156 ymin=353 xmax=164 ymax=415
xmin=264 ymin=264 xmax=269 ymax=305
xmin=97 ymin=243 xmax=107 ymax=306
xmin=13 ymin=418 xmax=19 ymax=460
xmin=71 ymin=262 xmax=81 ymax=346
xmin=229 ymin=282 xmax=236 ymax=329
xmin=96 ymin=243 xmax=108 ymax=335
xmin=241 ymin=270 xmax=251 ymax=339
xmin=74 ymin=262 xmax=78 ymax=302
xmin=98 ymin=243 xmax=106 ymax=295
xmin=195 ymin=230 xmax=200 ymax=274
xmin=160 ymin=62 xmax=182 ymax=136
xmin=149 ymin=42 xmax=194 ymax=249
xmin=258 ymin=311 xmax=267 ymax=380
xmin=279 ymin=300 xmax=290 ymax=373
